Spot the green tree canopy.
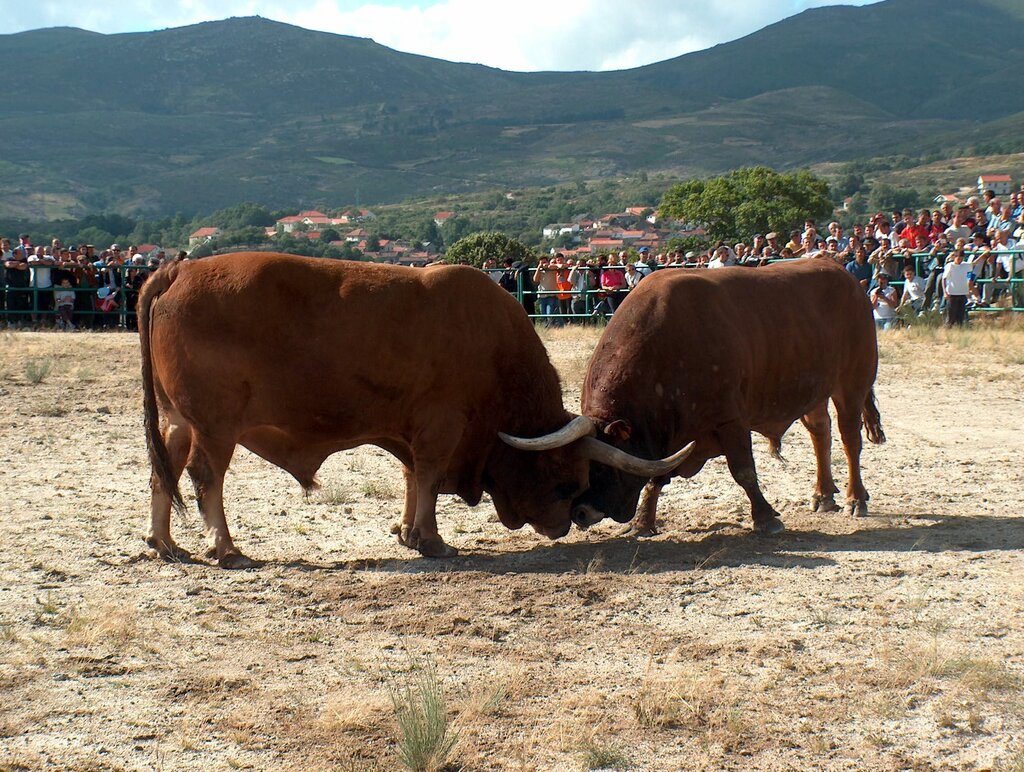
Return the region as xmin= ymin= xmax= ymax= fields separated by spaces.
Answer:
xmin=443 ymin=231 xmax=534 ymax=268
xmin=659 ymin=166 xmax=833 ymax=243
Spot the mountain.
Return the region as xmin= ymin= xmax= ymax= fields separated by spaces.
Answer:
xmin=0 ymin=0 xmax=1021 ymax=218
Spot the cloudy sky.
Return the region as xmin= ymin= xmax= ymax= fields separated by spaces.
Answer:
xmin=3 ymin=0 xmax=879 ymax=72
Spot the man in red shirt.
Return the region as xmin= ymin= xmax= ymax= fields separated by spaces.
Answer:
xmin=901 ymin=210 xmax=933 ymax=250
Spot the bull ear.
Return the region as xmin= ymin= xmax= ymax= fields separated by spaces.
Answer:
xmin=603 ymin=419 xmax=632 ymax=442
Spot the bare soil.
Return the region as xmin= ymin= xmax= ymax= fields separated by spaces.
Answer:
xmin=0 ymin=324 xmax=1022 ymax=771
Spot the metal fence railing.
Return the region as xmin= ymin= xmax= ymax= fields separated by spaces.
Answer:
xmin=490 ymin=251 xmax=1024 ymax=322
xmin=2 ymin=251 xmax=1021 ymax=329
xmin=0 ymin=264 xmax=155 ymax=328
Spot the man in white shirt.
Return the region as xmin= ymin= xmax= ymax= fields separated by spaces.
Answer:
xmin=27 ymin=246 xmax=56 ymax=321
xmin=899 ymin=265 xmax=926 ymax=314
xmin=870 ymin=273 xmax=899 ymax=330
xmin=942 ymin=250 xmax=973 ymax=326
xmin=707 ymin=246 xmax=736 ymax=269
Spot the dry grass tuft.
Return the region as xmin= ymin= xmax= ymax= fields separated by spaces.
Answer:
xmin=316 ymin=483 xmax=353 ymax=505
xmin=388 ymin=657 xmax=458 ymax=772
xmin=63 ymin=605 xmax=138 ymax=650
xmin=321 ymin=690 xmax=390 ymax=733
xmin=362 ymin=479 xmax=400 ymax=501
xmin=24 ymin=357 xmax=54 ymax=385
xmin=579 ymin=737 xmax=630 ymax=770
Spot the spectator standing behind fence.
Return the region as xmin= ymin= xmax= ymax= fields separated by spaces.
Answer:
xmin=0 ymin=237 xmax=8 ymax=322
xmin=533 ymin=255 xmax=561 ymax=326
xmin=845 ymin=246 xmax=873 ymax=291
xmin=923 ymin=236 xmax=952 ymax=311
xmin=708 ymin=245 xmax=736 ymax=268
xmin=5 ymin=237 xmax=31 ymax=325
xmin=567 ymin=258 xmax=595 ymax=316
xmin=28 ymin=246 xmax=56 ymax=325
xmin=553 ymin=256 xmax=573 ymax=317
xmin=53 ymin=278 xmax=75 ymax=330
xmin=992 ymin=226 xmax=1022 ymax=307
xmin=942 ymin=247 xmax=973 ymax=327
xmin=624 ymin=261 xmax=643 ymax=290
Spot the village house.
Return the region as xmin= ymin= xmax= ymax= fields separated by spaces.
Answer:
xmin=542 ymin=223 xmax=580 ymax=239
xmin=433 ymin=211 xmax=457 ymax=227
xmin=188 ymin=227 xmax=220 ymax=247
xmin=978 ymin=174 xmax=1012 ymax=197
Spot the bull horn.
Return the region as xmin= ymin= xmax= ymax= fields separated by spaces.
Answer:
xmin=499 ymin=415 xmax=596 ymax=451
xmin=579 ymin=437 xmax=696 ymax=478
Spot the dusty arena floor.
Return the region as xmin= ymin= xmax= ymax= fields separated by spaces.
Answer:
xmin=0 ymin=322 xmax=1023 ymax=771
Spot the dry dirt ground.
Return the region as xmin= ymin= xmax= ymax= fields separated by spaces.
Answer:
xmin=1 ymin=323 xmax=1023 ymax=771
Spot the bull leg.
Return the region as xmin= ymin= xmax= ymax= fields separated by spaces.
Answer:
xmin=623 ymin=479 xmax=664 ymax=537
xmin=800 ymin=402 xmax=840 ymax=513
xmin=402 ymin=416 xmax=465 ymax=558
xmin=404 ymin=460 xmax=457 ymax=558
xmin=393 ymin=465 xmax=419 ymax=549
xmin=834 ymin=393 xmax=870 ymax=518
xmin=186 ymin=437 xmax=256 ymax=569
xmin=716 ymin=421 xmax=784 ymax=534
xmin=145 ymin=418 xmax=193 ymax=561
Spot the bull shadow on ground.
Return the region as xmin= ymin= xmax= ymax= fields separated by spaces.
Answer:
xmin=275 ymin=511 xmax=1022 ymax=577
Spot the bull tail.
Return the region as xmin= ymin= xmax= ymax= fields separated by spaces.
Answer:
xmin=138 ymin=262 xmax=185 ymax=514
xmin=768 ymin=437 xmax=787 ymax=464
xmin=862 ymin=387 xmax=886 ymax=445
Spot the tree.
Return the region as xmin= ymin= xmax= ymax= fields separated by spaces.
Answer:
xmin=319 ymin=228 xmax=341 ymax=244
xmin=867 ymin=183 xmax=921 ymax=214
xmin=443 ymin=232 xmax=534 ymax=268
xmin=659 ymin=166 xmax=833 ymax=243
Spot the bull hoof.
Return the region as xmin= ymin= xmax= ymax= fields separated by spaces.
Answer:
xmin=390 ymin=522 xmax=402 ymax=535
xmin=145 ymin=535 xmax=192 ymax=563
xmin=621 ymin=523 xmax=658 ymax=538
xmin=417 ymin=537 xmax=458 ymax=559
xmin=396 ymin=525 xmax=418 ymax=550
xmin=753 ymin=517 xmax=785 ymax=535
xmin=845 ymin=501 xmax=869 ymax=518
xmin=218 ymin=551 xmax=261 ymax=570
xmin=812 ymin=495 xmax=840 ymax=513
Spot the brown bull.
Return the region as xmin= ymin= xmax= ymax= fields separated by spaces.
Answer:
xmin=138 ymin=252 xmax=686 ymax=567
xmin=506 ymin=258 xmax=885 ymax=535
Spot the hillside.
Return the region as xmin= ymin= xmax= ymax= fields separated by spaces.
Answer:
xmin=0 ymin=0 xmax=1022 ymax=218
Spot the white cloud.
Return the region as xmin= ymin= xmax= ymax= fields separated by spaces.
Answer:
xmin=5 ymin=0 xmax=878 ymax=71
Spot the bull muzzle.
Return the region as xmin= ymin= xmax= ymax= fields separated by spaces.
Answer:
xmin=571 ymin=503 xmax=605 ymax=529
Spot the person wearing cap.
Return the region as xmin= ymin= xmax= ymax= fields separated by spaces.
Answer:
xmin=750 ymin=233 xmax=766 ymax=258
xmin=869 ymin=272 xmax=899 ymax=330
xmin=635 ymin=247 xmax=651 ymax=276
xmin=764 ymin=232 xmax=781 ymax=254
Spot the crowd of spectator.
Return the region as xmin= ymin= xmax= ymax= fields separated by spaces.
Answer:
xmin=4 ymin=185 xmax=1022 ymax=332
xmin=494 ymin=186 xmax=1024 ymax=329
xmin=0 ymin=237 xmax=185 ymax=330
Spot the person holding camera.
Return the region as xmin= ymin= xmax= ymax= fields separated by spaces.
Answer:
xmin=870 ymin=273 xmax=899 ymax=330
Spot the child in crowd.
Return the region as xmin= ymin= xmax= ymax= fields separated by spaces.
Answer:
xmin=898 ymin=265 xmax=926 ymax=314
xmin=53 ymin=278 xmax=76 ymax=330
xmin=942 ymin=248 xmax=973 ymax=327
